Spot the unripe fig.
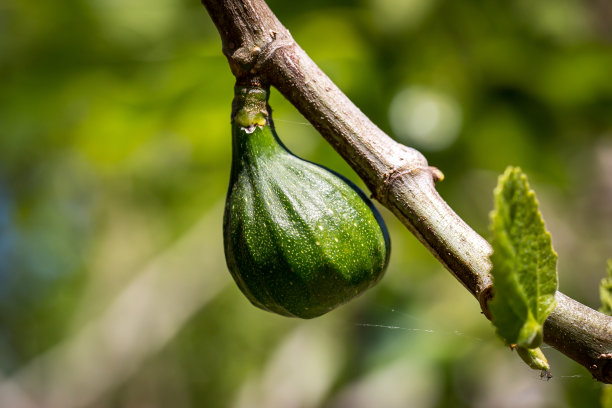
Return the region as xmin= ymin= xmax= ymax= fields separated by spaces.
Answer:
xmin=223 ymin=85 xmax=390 ymax=318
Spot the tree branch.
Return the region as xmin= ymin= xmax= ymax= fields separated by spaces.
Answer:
xmin=201 ymin=0 xmax=612 ymax=383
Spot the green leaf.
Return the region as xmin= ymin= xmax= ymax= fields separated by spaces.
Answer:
xmin=602 ymin=385 xmax=612 ymax=408
xmin=515 ymin=346 xmax=550 ymax=371
xmin=599 ymin=260 xmax=612 ymax=405
xmin=489 ymin=167 xmax=558 ymax=349
xmin=599 ymin=259 xmax=612 ymax=315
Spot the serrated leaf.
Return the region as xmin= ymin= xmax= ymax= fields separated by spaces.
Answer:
xmin=599 ymin=259 xmax=612 ymax=315
xmin=489 ymin=167 xmax=558 ymax=349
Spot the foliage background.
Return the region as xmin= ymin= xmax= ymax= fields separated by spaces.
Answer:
xmin=1 ymin=0 xmax=611 ymax=407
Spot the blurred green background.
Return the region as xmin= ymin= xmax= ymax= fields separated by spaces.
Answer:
xmin=1 ymin=0 xmax=611 ymax=407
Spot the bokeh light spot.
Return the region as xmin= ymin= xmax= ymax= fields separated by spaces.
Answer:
xmin=389 ymin=86 xmax=462 ymax=151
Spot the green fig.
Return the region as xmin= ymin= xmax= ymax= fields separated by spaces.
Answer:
xmin=223 ymin=85 xmax=390 ymax=318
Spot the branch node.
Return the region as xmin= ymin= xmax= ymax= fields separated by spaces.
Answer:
xmin=228 ymin=33 xmax=294 ymax=80
xmin=597 ymin=353 xmax=612 ymax=382
xmin=377 ymin=163 xmax=437 ymax=205
xmin=254 ymin=37 xmax=294 ymax=72
xmin=479 ymin=284 xmax=494 ymax=321
xmin=430 ymin=166 xmax=444 ymax=183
